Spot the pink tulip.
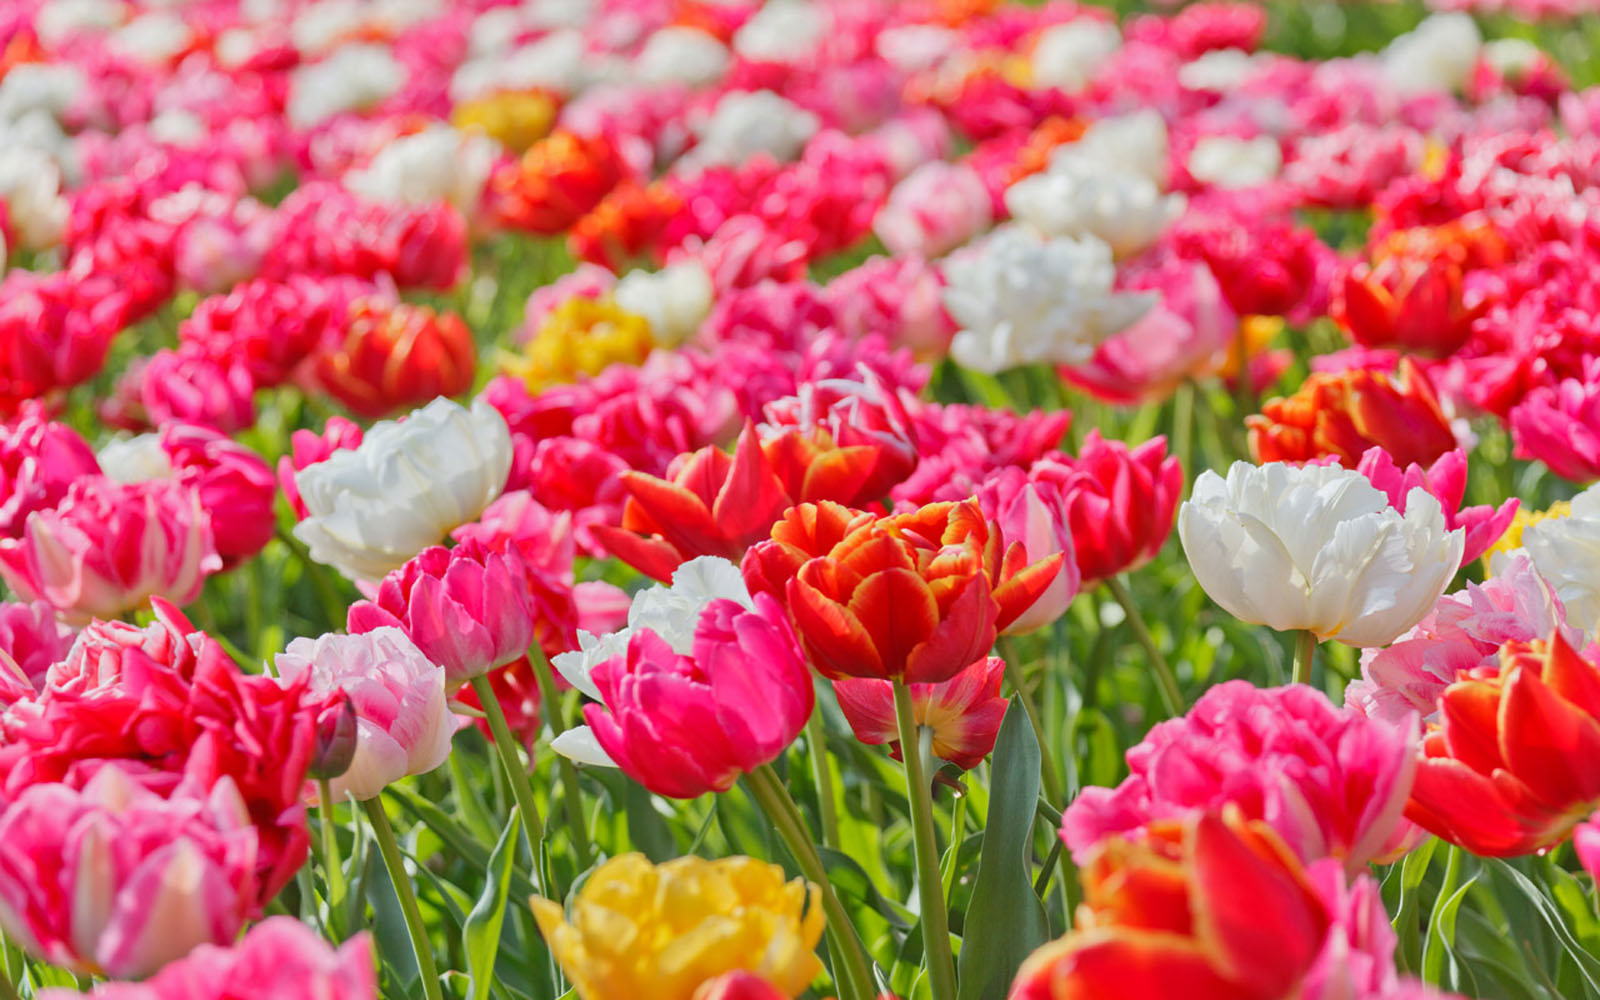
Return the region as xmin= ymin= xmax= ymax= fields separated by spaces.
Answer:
xmin=0 ymin=600 xmax=74 ymax=690
xmin=451 ymin=490 xmax=579 ymax=581
xmin=833 ymin=656 xmax=1008 ymax=770
xmin=873 ymin=161 xmax=992 ymax=259
xmin=824 ymin=255 xmax=956 ymax=358
xmin=347 ymin=539 xmax=536 ymax=688
xmin=1346 ymin=553 xmax=1578 ymax=726
xmin=38 ymin=917 xmax=376 ymax=1000
xmin=1062 ymin=680 xmax=1421 ymax=875
xmin=0 ymin=478 xmax=220 ymax=624
xmin=275 ymin=628 xmax=456 ymax=802
xmin=103 ymin=348 xmax=256 ymax=436
xmin=44 ymin=597 xmax=203 ymax=696
xmin=0 ymin=402 xmax=100 ymax=539
xmin=1030 ymin=431 xmax=1183 ymax=585
xmin=277 ymin=416 xmax=364 ymax=520
xmin=973 ymin=470 xmax=1080 ymax=634
xmin=583 ymin=593 xmax=814 ymax=799
xmin=1352 ymin=447 xmax=1517 ymax=568
xmin=693 ymin=972 xmax=790 ymax=1000
xmin=0 ymin=765 xmax=260 ymax=979
xmin=1510 ymin=359 xmax=1600 ymax=484
xmin=1577 ymin=811 xmax=1600 ymax=883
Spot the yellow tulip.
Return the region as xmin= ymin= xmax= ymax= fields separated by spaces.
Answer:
xmin=501 ymin=296 xmax=654 ymax=392
xmin=1485 ymin=500 xmax=1572 ymax=573
xmin=530 ymin=854 xmax=825 ymax=1000
xmin=452 ymin=90 xmax=558 ymax=153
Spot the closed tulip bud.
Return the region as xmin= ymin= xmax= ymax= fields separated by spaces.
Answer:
xmin=531 ymin=854 xmax=824 ymax=1000
xmin=1248 ymin=359 xmax=1457 ymax=470
xmin=1029 ymin=432 xmax=1182 ymax=585
xmin=834 ymin=656 xmax=1008 ymax=770
xmin=974 ymin=470 xmax=1080 ymax=634
xmin=308 ymin=692 xmax=358 ymax=783
xmin=347 ymin=540 xmax=535 ymax=688
xmin=1179 ymin=462 xmax=1463 ymax=647
xmin=293 ymin=396 xmax=512 ymax=583
xmin=1408 ymin=632 xmax=1600 ymax=857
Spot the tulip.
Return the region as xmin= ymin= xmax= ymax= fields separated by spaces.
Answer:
xmin=452 ymin=89 xmax=559 ymax=153
xmin=613 ymin=261 xmax=715 ymax=349
xmin=1179 ymin=462 xmax=1464 ymax=647
xmin=0 ymin=401 xmax=100 ymax=539
xmin=1248 ymin=358 xmax=1457 ymax=470
xmin=293 ymin=396 xmax=512 ymax=583
xmin=277 ymin=416 xmax=364 ymax=520
xmin=693 ymin=972 xmax=792 ymax=1000
xmin=490 ymin=130 xmax=626 ymax=236
xmin=1520 ymin=482 xmax=1600 ymax=635
xmin=1348 ymin=554 xmax=1578 ymax=726
xmin=834 ymin=656 xmax=1008 ymax=770
xmin=0 ymin=477 xmax=220 ymax=624
xmin=874 ymin=161 xmax=992 ymax=259
xmin=531 ymin=853 xmax=824 ymax=1000
xmin=44 ymin=596 xmax=205 ymax=696
xmin=1510 ymin=358 xmax=1600 ymax=484
xmin=572 ymin=592 xmax=813 ymax=798
xmin=1333 ymin=224 xmax=1500 ymax=357
xmin=347 ymin=540 xmax=536 ymax=688
xmin=309 ymin=301 xmax=477 ymax=419
xmin=592 ymin=423 xmax=793 ymax=582
xmin=502 ymin=296 xmax=655 ymax=394
xmin=0 ymin=599 xmax=73 ymax=689
xmin=1577 ymin=811 xmax=1600 ymax=883
xmin=1352 ymin=447 xmax=1516 ymax=568
xmin=742 ymin=501 xmax=877 ymax=601
xmin=784 ymin=501 xmax=999 ymax=684
xmin=104 ymin=348 xmax=257 ymax=436
xmin=1063 ymin=681 xmax=1420 ymax=875
xmin=1408 ymin=632 xmax=1600 ymax=857
xmin=759 ymin=374 xmax=920 ymax=508
xmin=274 ymin=628 xmax=456 ymax=802
xmin=99 ymin=422 xmax=277 ymax=566
xmin=1030 ymin=432 xmax=1182 ymax=585
xmin=1005 ymin=152 xmax=1184 ymax=258
xmin=974 ymin=469 xmax=1080 ymax=633
xmin=0 ymin=765 xmax=260 ymax=979
xmin=36 ymin=917 xmax=378 ymax=1000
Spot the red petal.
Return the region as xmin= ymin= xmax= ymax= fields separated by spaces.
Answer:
xmin=1500 ymin=665 xmax=1600 ymax=807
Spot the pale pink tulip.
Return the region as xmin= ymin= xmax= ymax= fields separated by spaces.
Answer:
xmin=974 ymin=470 xmax=1080 ymax=634
xmin=873 ymin=161 xmax=991 ymax=259
xmin=275 ymin=627 xmax=456 ymax=802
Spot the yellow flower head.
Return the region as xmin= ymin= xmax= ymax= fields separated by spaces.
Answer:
xmin=452 ymin=90 xmax=558 ymax=153
xmin=1213 ymin=315 xmax=1285 ymax=381
xmin=530 ymin=854 xmax=825 ymax=1000
xmin=1485 ymin=500 xmax=1572 ymax=572
xmin=502 ymin=295 xmax=654 ymax=392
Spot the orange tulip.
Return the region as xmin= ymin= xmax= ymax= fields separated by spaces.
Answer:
xmin=310 ymin=301 xmax=475 ymax=419
xmin=569 ymin=182 xmax=681 ymax=270
xmin=1011 ymin=811 xmax=1329 ymax=1000
xmin=1333 ymin=220 xmax=1504 ymax=357
xmin=1407 ymin=632 xmax=1600 ymax=857
xmin=741 ymin=502 xmax=876 ymax=602
xmin=490 ymin=130 xmax=626 ymax=236
xmin=1247 ymin=358 xmax=1456 ymax=469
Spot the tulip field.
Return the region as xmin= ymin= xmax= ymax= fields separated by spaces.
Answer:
xmin=17 ymin=0 xmax=1600 ymax=998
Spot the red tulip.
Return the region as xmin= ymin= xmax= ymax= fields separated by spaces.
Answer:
xmin=834 ymin=656 xmax=1008 ymax=769
xmin=308 ymin=301 xmax=476 ymax=419
xmin=1408 ymin=632 xmax=1600 ymax=857
xmin=1333 ymin=222 xmax=1504 ymax=357
xmin=1030 ymin=432 xmax=1182 ymax=585
xmin=741 ymin=501 xmax=876 ymax=601
xmin=1248 ymin=358 xmax=1457 ymax=470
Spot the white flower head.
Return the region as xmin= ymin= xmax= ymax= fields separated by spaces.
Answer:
xmin=1062 ymin=110 xmax=1171 ymax=190
xmin=678 ymin=90 xmax=818 ymax=173
xmin=636 ymin=27 xmax=730 ymax=88
xmin=1178 ymin=48 xmax=1265 ymax=92
xmin=733 ymin=0 xmax=825 ymax=64
xmin=1523 ymin=484 xmax=1600 ymax=637
xmin=1030 ymin=19 xmax=1121 ymax=93
xmin=0 ymin=63 xmax=86 ymax=124
xmin=1005 ymin=153 xmax=1185 ymax=257
xmin=613 ymin=262 xmax=714 ymax=347
xmin=292 ymin=396 xmax=512 ymax=583
xmin=345 ymin=124 xmax=496 ymax=215
xmin=98 ymin=435 xmax=173 ymax=484
xmin=1381 ymin=13 xmax=1482 ymax=95
xmin=1186 ymin=135 xmax=1283 ymax=190
xmin=0 ymin=146 xmax=68 ymax=250
xmin=943 ymin=226 xmax=1156 ymax=375
xmin=288 ymin=44 xmax=405 ymax=130
xmin=1178 ymin=462 xmax=1465 ymax=648
xmin=109 ymin=12 xmax=193 ymax=66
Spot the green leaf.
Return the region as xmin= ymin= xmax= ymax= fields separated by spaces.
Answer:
xmin=956 ymin=702 xmax=1051 ymax=1000
xmin=1392 ymin=836 xmax=1440 ymax=974
xmin=1486 ymin=858 xmax=1600 ymax=999
xmin=465 ymin=813 xmax=522 ymax=1000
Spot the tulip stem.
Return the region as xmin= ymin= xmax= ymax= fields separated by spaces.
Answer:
xmin=893 ymin=680 xmax=957 ymax=1000
xmin=807 ymin=711 xmax=842 ymax=851
xmin=0 ymin=964 xmax=20 ymax=1000
xmin=747 ymin=765 xmax=877 ymax=1000
xmin=362 ymin=798 xmax=444 ymax=1000
xmin=527 ymin=646 xmax=592 ymax=866
xmin=317 ymin=778 xmax=347 ymax=915
xmin=1293 ymin=629 xmax=1318 ymax=687
xmin=469 ymin=674 xmax=547 ymax=872
xmin=274 ymin=526 xmax=350 ymax=631
xmin=1104 ymin=576 xmax=1184 ymax=717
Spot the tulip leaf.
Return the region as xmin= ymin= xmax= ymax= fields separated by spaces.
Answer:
xmin=1390 ymin=835 xmax=1440 ymax=973
xmin=1485 ymin=858 xmax=1600 ymax=998
xmin=466 ymin=812 xmax=522 ymax=1000
xmin=362 ymin=844 xmax=421 ymax=993
xmin=956 ymin=701 xmax=1051 ymax=1000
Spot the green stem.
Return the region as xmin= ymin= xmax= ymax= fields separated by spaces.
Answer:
xmin=317 ymin=777 xmax=347 ymax=912
xmin=1103 ymin=576 xmax=1183 ymax=717
xmin=1293 ymin=629 xmax=1318 ymax=687
xmin=1173 ymin=381 xmax=1195 ymax=498
xmin=746 ymin=766 xmax=876 ymax=1000
xmin=361 ymin=798 xmax=444 ymax=1000
xmin=275 ymin=526 xmax=349 ymax=630
xmin=998 ymin=649 xmax=1063 ymax=808
xmin=807 ymin=711 xmax=842 ymax=851
xmin=527 ymin=647 xmax=591 ymax=865
xmin=0 ymin=964 xmax=20 ymax=1000
xmin=468 ymin=674 xmax=546 ymax=875
xmin=893 ymin=680 xmax=957 ymax=1000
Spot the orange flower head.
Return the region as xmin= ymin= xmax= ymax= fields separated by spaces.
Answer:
xmin=1247 ymin=357 xmax=1456 ymax=469
xmin=1407 ymin=631 xmax=1600 ymax=857
xmin=1010 ymin=811 xmax=1330 ymax=1000
xmin=742 ymin=502 xmax=877 ymax=602
xmin=490 ymin=130 xmax=626 ymax=235
xmin=569 ymin=181 xmax=682 ymax=270
xmin=1333 ymin=220 xmax=1505 ymax=356
xmin=311 ymin=301 xmax=475 ymax=418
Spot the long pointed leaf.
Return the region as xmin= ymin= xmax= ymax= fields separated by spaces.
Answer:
xmin=466 ymin=813 xmax=523 ymax=1000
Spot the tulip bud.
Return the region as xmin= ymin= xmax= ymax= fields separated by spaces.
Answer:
xmin=309 ymin=692 xmax=358 ymax=782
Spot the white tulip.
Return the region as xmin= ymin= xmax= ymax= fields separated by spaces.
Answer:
xmin=287 ymin=44 xmax=404 ymax=130
xmin=1381 ymin=13 xmax=1481 ymax=95
xmin=0 ymin=63 xmax=86 ymax=124
xmin=550 ymin=556 xmax=752 ymax=768
xmin=944 ymin=226 xmax=1156 ymax=375
xmin=1186 ymin=135 xmax=1283 ymax=190
xmin=98 ymin=435 xmax=172 ymax=484
xmin=1178 ymin=49 xmax=1264 ymax=92
xmin=1005 ymin=153 xmax=1184 ymax=257
xmin=1030 ymin=19 xmax=1121 ymax=92
xmin=0 ymin=146 xmax=68 ymax=251
xmin=109 ymin=12 xmax=192 ymax=66
xmin=636 ymin=27 xmax=730 ymax=88
xmin=345 ymin=125 xmax=496 ymax=215
xmin=1179 ymin=462 xmax=1464 ymax=647
xmin=1059 ymin=110 xmax=1171 ymax=190
xmin=732 ymin=0 xmax=825 ymax=64
xmin=678 ymin=90 xmax=818 ymax=173
xmin=1521 ymin=484 xmax=1600 ymax=636
xmin=613 ymin=262 xmax=714 ymax=347
xmin=293 ymin=397 xmax=512 ymax=582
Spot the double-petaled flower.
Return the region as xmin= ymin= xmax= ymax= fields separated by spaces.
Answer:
xmin=1248 ymin=359 xmax=1457 ymax=470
